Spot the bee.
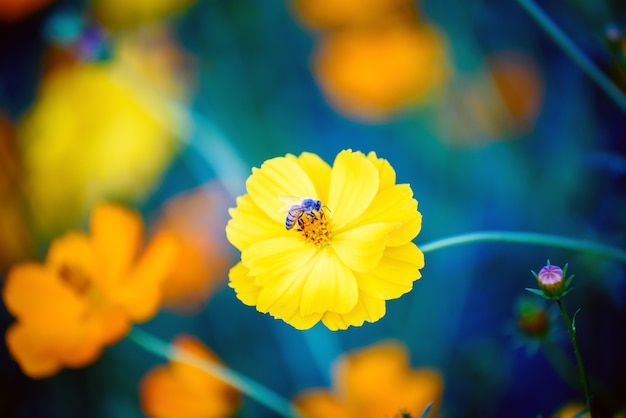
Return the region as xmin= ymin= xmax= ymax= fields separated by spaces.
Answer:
xmin=278 ymin=196 xmax=322 ymax=230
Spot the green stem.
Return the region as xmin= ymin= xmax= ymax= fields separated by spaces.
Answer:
xmin=420 ymin=231 xmax=626 ymax=264
xmin=127 ymin=328 xmax=301 ymax=418
xmin=555 ymin=299 xmax=594 ymax=417
xmin=514 ymin=0 xmax=626 ymax=113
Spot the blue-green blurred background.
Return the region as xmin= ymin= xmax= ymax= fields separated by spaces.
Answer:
xmin=1 ymin=0 xmax=626 ymax=417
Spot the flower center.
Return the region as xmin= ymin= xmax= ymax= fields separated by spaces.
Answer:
xmin=297 ymin=208 xmax=332 ymax=246
xmin=58 ymin=264 xmax=92 ymax=295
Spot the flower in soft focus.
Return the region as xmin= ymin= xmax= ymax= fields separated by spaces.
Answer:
xmin=155 ymin=183 xmax=234 ymax=313
xmin=0 ymin=114 xmax=34 ymax=272
xmin=294 ymin=341 xmax=443 ymax=418
xmin=0 ymin=0 xmax=55 ymax=22
xmin=2 ymin=203 xmax=179 ymax=378
xmin=313 ymin=22 xmax=449 ymax=122
xmin=487 ymin=52 xmax=543 ymax=131
xmin=140 ymin=335 xmax=240 ymax=418
xmin=226 ymin=150 xmax=423 ymax=330
xmin=91 ymin=0 xmax=196 ymax=30
xmin=291 ymin=0 xmax=416 ymax=31
xmin=438 ymin=51 xmax=543 ymax=145
xmin=18 ymin=60 xmax=182 ymax=238
xmin=506 ymin=296 xmax=560 ymax=354
xmin=552 ymin=402 xmax=590 ymax=418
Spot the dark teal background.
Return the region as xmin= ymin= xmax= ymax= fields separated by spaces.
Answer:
xmin=1 ymin=0 xmax=626 ymax=417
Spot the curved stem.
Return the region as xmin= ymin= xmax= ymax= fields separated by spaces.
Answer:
xmin=128 ymin=328 xmax=301 ymax=418
xmin=555 ymin=299 xmax=594 ymax=417
xmin=514 ymin=0 xmax=626 ymax=113
xmin=420 ymin=231 xmax=626 ymax=264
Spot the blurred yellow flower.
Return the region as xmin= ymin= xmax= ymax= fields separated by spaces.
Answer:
xmin=18 ymin=61 xmax=181 ymax=237
xmin=291 ymin=0 xmax=416 ymax=31
xmin=2 ymin=203 xmax=179 ymax=378
xmin=294 ymin=341 xmax=443 ymax=418
xmin=226 ymin=150 xmax=423 ymax=330
xmin=313 ymin=22 xmax=449 ymax=122
xmin=155 ymin=183 xmax=234 ymax=314
xmin=140 ymin=335 xmax=240 ymax=418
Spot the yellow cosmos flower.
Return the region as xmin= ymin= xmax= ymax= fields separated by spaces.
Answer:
xmin=225 ymin=150 xmax=423 ymax=330
xmin=2 ymin=203 xmax=179 ymax=378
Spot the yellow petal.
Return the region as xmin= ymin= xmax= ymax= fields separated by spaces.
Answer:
xmin=226 ymin=194 xmax=290 ymax=251
xmin=246 ymin=156 xmax=318 ymax=224
xmin=228 ymin=262 xmax=261 ymax=306
xmin=288 ymin=152 xmax=332 ymax=204
xmin=332 ymin=222 xmax=399 ymax=272
xmin=356 ymin=243 xmax=423 ymax=300
xmin=366 ymin=151 xmax=396 ymax=190
xmin=91 ymin=203 xmax=143 ymax=285
xmin=321 ymin=291 xmax=385 ymax=330
xmin=327 ymin=150 xmax=379 ymax=228
xmin=241 ymin=237 xmax=314 ymax=283
xmin=256 ymin=272 xmax=323 ymax=330
xmin=343 ymin=184 xmax=421 ymax=247
xmin=299 ymin=246 xmax=359 ymax=315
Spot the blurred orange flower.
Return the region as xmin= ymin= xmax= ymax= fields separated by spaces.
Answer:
xmin=140 ymin=335 xmax=240 ymax=418
xmin=294 ymin=341 xmax=443 ymax=418
xmin=2 ymin=203 xmax=179 ymax=378
xmin=440 ymin=51 xmax=543 ymax=145
xmin=291 ymin=0 xmax=416 ymax=31
xmin=0 ymin=0 xmax=55 ymax=22
xmin=155 ymin=183 xmax=234 ymax=313
xmin=313 ymin=23 xmax=449 ymax=122
xmin=487 ymin=51 xmax=544 ymax=132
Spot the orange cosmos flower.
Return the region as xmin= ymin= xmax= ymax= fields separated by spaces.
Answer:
xmin=140 ymin=335 xmax=240 ymax=418
xmin=294 ymin=341 xmax=443 ymax=418
xmin=2 ymin=203 xmax=179 ymax=378
xmin=313 ymin=22 xmax=449 ymax=122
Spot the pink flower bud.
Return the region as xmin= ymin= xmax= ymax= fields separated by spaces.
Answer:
xmin=536 ymin=264 xmax=566 ymax=298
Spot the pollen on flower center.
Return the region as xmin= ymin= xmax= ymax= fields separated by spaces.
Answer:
xmin=297 ymin=209 xmax=332 ymax=246
xmin=58 ymin=264 xmax=92 ymax=295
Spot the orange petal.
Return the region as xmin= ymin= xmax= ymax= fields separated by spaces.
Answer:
xmin=294 ymin=389 xmax=349 ymax=418
xmin=109 ymin=231 xmax=179 ymax=321
xmin=334 ymin=341 xmax=409 ymax=403
xmin=5 ymin=323 xmax=62 ymax=378
xmin=45 ymin=231 xmax=94 ymax=275
xmin=3 ymin=262 xmax=85 ymax=324
xmin=140 ymin=335 xmax=239 ymax=418
xmin=90 ymin=203 xmax=143 ymax=287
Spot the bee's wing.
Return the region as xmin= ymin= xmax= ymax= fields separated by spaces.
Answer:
xmin=278 ymin=196 xmax=302 ymax=212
